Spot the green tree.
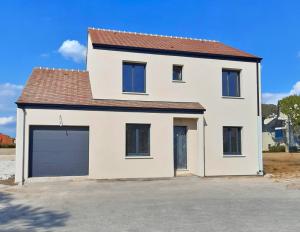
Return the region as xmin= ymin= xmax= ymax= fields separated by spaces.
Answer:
xmin=279 ymin=95 xmax=300 ymax=127
xmin=261 ymin=104 xmax=277 ymax=118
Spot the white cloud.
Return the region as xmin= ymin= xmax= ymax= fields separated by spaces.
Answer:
xmin=262 ymin=93 xmax=289 ymax=104
xmin=262 ymin=81 xmax=300 ymax=104
xmin=290 ymin=81 xmax=300 ymax=95
xmin=0 ymin=83 xmax=23 ymax=97
xmin=0 ymin=116 xmax=15 ymax=126
xmin=0 ymin=83 xmax=23 ymax=136
xmin=58 ymin=40 xmax=86 ymax=63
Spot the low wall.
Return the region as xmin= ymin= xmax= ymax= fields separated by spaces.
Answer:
xmin=0 ymin=148 xmax=16 ymax=156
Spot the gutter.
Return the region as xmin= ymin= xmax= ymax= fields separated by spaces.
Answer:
xmin=16 ymin=102 xmax=206 ymax=114
xmin=93 ymin=43 xmax=263 ymax=63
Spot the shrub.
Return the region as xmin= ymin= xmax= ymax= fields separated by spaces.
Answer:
xmin=269 ymin=144 xmax=286 ymax=152
xmin=0 ymin=144 xmax=16 ymax=148
xmin=289 ymin=146 xmax=298 ymax=152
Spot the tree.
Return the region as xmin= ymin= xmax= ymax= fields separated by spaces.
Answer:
xmin=261 ymin=104 xmax=277 ymax=118
xmin=279 ymin=95 xmax=300 ymax=127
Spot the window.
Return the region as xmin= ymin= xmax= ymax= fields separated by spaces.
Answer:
xmin=223 ymin=127 xmax=242 ymax=155
xmin=275 ymin=128 xmax=284 ymax=139
xmin=173 ymin=65 xmax=183 ymax=81
xmin=222 ymin=70 xmax=240 ymax=97
xmin=123 ymin=62 xmax=146 ymax=93
xmin=126 ymin=124 xmax=150 ymax=156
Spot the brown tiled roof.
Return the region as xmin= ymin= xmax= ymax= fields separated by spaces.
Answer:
xmin=17 ymin=68 xmax=205 ymax=112
xmin=89 ymin=28 xmax=260 ymax=60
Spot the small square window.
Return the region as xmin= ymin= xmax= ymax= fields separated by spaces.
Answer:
xmin=173 ymin=65 xmax=183 ymax=81
xmin=222 ymin=70 xmax=240 ymax=97
xmin=126 ymin=124 xmax=150 ymax=156
xmin=223 ymin=127 xmax=242 ymax=155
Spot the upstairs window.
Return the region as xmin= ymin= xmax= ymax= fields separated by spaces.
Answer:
xmin=126 ymin=124 xmax=150 ymax=156
xmin=123 ymin=62 xmax=146 ymax=93
xmin=222 ymin=70 xmax=240 ymax=97
xmin=173 ymin=65 xmax=183 ymax=81
xmin=223 ymin=127 xmax=242 ymax=155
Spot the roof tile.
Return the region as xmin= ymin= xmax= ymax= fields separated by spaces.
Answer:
xmin=89 ymin=28 xmax=260 ymax=60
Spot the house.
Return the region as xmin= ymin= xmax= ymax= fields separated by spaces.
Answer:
xmin=262 ymin=114 xmax=286 ymax=151
xmin=0 ymin=133 xmax=15 ymax=146
xmin=262 ymin=112 xmax=300 ymax=152
xmin=15 ymin=28 xmax=263 ymax=183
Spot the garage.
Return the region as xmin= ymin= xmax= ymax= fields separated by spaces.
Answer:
xmin=29 ymin=126 xmax=89 ymax=177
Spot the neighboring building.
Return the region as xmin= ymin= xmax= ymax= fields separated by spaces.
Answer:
xmin=15 ymin=28 xmax=263 ymax=183
xmin=262 ymin=112 xmax=300 ymax=151
xmin=0 ymin=133 xmax=15 ymax=146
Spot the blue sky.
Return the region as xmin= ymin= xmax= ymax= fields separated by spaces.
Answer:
xmin=0 ymin=0 xmax=300 ymax=136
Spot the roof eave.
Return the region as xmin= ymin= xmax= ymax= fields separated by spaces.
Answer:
xmin=16 ymin=102 xmax=206 ymax=114
xmin=92 ymin=43 xmax=262 ymax=62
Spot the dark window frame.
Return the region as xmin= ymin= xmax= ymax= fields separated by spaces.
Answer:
xmin=173 ymin=65 xmax=183 ymax=81
xmin=126 ymin=123 xmax=150 ymax=156
xmin=122 ymin=62 xmax=146 ymax=93
xmin=223 ymin=126 xmax=242 ymax=155
xmin=222 ymin=69 xmax=241 ymax=97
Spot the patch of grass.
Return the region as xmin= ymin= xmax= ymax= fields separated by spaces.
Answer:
xmin=268 ymin=145 xmax=286 ymax=152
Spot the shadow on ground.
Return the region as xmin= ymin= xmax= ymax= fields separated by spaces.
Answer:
xmin=0 ymin=192 xmax=70 ymax=232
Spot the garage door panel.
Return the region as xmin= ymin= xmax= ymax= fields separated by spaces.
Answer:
xmin=29 ymin=126 xmax=89 ymax=177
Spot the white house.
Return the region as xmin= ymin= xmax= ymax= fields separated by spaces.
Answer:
xmin=15 ymin=28 xmax=263 ymax=183
xmin=263 ymin=112 xmax=300 ymax=152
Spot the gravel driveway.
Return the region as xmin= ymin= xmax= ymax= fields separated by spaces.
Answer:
xmin=0 ymin=176 xmax=299 ymax=232
xmin=0 ymin=149 xmax=15 ymax=180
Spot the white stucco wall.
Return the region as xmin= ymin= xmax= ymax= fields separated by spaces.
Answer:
xmin=86 ymin=34 xmax=262 ymax=176
xmin=15 ymin=108 xmax=204 ymax=182
xmin=262 ymin=132 xmax=275 ymax=151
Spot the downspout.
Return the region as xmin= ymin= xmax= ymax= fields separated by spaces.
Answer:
xmin=256 ymin=62 xmax=263 ymax=175
xmin=203 ymin=117 xmax=206 ymax=177
xmin=21 ymin=107 xmax=26 ymax=185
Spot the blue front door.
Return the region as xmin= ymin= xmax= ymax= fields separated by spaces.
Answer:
xmin=174 ymin=126 xmax=187 ymax=170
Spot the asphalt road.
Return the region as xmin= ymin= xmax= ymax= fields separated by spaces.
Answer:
xmin=0 ymin=176 xmax=299 ymax=232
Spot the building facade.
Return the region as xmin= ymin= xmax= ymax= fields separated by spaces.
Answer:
xmin=15 ymin=28 xmax=263 ymax=183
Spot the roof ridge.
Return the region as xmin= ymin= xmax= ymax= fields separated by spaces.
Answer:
xmin=34 ymin=67 xmax=88 ymax=73
xmin=88 ymin=27 xmax=218 ymax=43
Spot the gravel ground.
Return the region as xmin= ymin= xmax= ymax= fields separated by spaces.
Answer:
xmin=0 ymin=160 xmax=15 ymax=180
xmin=0 ymin=151 xmax=15 ymax=180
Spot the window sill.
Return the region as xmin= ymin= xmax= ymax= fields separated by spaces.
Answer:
xmin=222 ymin=96 xmax=245 ymax=99
xmin=125 ymin=156 xmax=153 ymax=159
xmin=122 ymin=92 xmax=149 ymax=95
xmin=223 ymin=154 xmax=245 ymax=157
xmin=172 ymin=80 xmax=186 ymax=83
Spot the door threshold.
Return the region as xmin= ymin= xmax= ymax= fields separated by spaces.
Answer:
xmin=175 ymin=170 xmax=192 ymax=176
